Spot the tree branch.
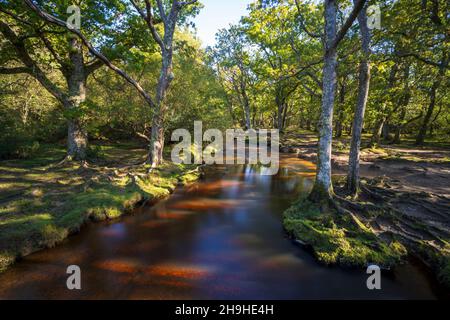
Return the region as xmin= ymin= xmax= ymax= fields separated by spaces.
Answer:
xmin=331 ymin=0 xmax=367 ymax=50
xmin=0 ymin=66 xmax=31 ymax=74
xmin=85 ymin=58 xmax=104 ymax=76
xmin=396 ymin=52 xmax=448 ymax=69
xmin=0 ymin=6 xmax=32 ymax=26
xmin=24 ymin=0 xmax=156 ymax=109
xmin=0 ymin=21 xmax=66 ymax=103
xmin=155 ymin=0 xmax=167 ymax=23
xmin=38 ymin=31 xmax=68 ymax=72
xmin=294 ymin=0 xmax=323 ymax=39
xmin=129 ymin=0 xmax=165 ymax=50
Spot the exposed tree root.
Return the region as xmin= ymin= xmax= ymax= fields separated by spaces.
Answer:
xmin=331 ymin=175 xmax=450 ymax=288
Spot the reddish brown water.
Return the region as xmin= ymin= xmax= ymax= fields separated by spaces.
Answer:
xmin=0 ymin=155 xmax=447 ymax=299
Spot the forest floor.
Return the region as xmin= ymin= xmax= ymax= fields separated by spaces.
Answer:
xmin=0 ymin=141 xmax=200 ymax=272
xmin=281 ymin=131 xmax=450 ymax=287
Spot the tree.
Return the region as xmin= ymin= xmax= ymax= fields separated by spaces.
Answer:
xmin=0 ymin=1 xmax=113 ymax=160
xmin=308 ymin=0 xmax=366 ymax=203
xmin=211 ymin=26 xmax=254 ymax=130
xmin=129 ymin=0 xmax=201 ymax=166
xmin=384 ymin=0 xmax=449 ymax=145
xmin=346 ymin=1 xmax=371 ymax=196
xmin=244 ymin=1 xmax=301 ymax=133
xmin=24 ymin=0 xmax=200 ymax=167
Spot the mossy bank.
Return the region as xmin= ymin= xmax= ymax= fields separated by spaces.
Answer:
xmin=283 ymin=197 xmax=407 ymax=269
xmin=0 ymin=142 xmax=200 ymax=272
xmin=283 ymin=196 xmax=450 ymax=288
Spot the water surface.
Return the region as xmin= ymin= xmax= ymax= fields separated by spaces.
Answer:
xmin=0 ymin=155 xmax=446 ymax=299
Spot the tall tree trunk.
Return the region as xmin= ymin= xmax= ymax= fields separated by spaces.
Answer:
xmin=225 ymin=95 xmax=237 ymax=127
xmin=371 ymin=117 xmax=385 ymax=145
xmin=415 ymin=80 xmax=439 ymax=145
xmin=66 ymin=36 xmax=87 ymax=161
xmin=393 ymin=65 xmax=411 ymax=144
xmin=335 ymin=110 xmax=343 ymax=138
xmin=276 ymin=94 xmax=286 ymax=133
xmin=277 ymin=104 xmax=284 ymax=132
xmin=393 ymin=110 xmax=405 ymax=144
xmin=335 ymin=79 xmax=346 ymax=138
xmin=370 ymin=64 xmax=398 ymax=145
xmin=309 ymin=0 xmax=338 ymax=203
xmin=347 ymin=3 xmax=371 ymax=195
xmin=382 ymin=122 xmax=390 ymax=141
xmin=148 ymin=47 xmax=174 ymax=167
xmin=282 ymin=103 xmax=289 ymax=131
xmin=241 ymin=81 xmax=252 ymax=130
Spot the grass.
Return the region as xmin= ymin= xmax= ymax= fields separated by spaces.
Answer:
xmin=0 ymin=141 xmax=200 ymax=272
xmin=283 ymin=197 xmax=407 ymax=268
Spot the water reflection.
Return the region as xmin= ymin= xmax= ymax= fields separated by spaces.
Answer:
xmin=0 ymin=154 xmax=447 ymax=299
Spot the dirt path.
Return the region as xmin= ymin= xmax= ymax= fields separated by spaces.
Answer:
xmin=281 ymin=132 xmax=450 ymax=197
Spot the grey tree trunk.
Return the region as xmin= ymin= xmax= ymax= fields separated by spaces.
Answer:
xmin=393 ymin=109 xmax=406 ymax=144
xmin=276 ymin=94 xmax=286 ymax=132
xmin=393 ymin=66 xmax=412 ymax=144
xmin=241 ymin=79 xmax=252 ymax=130
xmin=415 ymin=80 xmax=439 ymax=145
xmin=277 ymin=104 xmax=284 ymax=132
xmin=371 ymin=117 xmax=385 ymax=145
xmin=347 ymin=3 xmax=371 ymax=195
xmin=308 ymin=0 xmax=338 ymax=202
xmin=382 ymin=122 xmax=390 ymax=141
xmin=335 ymin=79 xmax=346 ymax=138
xmin=282 ymin=103 xmax=289 ymax=130
xmin=370 ymin=64 xmax=398 ymax=145
xmin=65 ymin=36 xmax=87 ymax=161
xmin=149 ymin=46 xmax=174 ymax=167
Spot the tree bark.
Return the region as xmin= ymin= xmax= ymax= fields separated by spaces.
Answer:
xmin=371 ymin=117 xmax=385 ymax=145
xmin=282 ymin=103 xmax=289 ymax=130
xmin=415 ymin=79 xmax=440 ymax=145
xmin=276 ymin=93 xmax=286 ymax=133
xmin=148 ymin=42 xmax=174 ymax=167
xmin=335 ymin=79 xmax=346 ymax=138
xmin=370 ymin=64 xmax=398 ymax=145
xmin=393 ymin=109 xmax=406 ymax=144
xmin=308 ymin=0 xmax=366 ymax=203
xmin=347 ymin=3 xmax=371 ymax=195
xmin=65 ymin=36 xmax=88 ymax=161
xmin=393 ymin=66 xmax=412 ymax=144
xmin=241 ymin=78 xmax=252 ymax=130
xmin=308 ymin=0 xmax=338 ymax=202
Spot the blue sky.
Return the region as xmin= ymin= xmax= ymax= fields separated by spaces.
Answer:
xmin=194 ymin=0 xmax=254 ymax=47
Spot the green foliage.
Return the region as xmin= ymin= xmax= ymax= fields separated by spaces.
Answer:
xmin=0 ymin=135 xmax=40 ymax=160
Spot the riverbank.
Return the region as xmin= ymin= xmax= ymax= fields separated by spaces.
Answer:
xmin=0 ymin=141 xmax=200 ymax=272
xmin=280 ymin=131 xmax=450 ymax=288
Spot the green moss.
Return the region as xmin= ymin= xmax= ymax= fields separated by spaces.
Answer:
xmin=179 ymin=171 xmax=200 ymax=185
xmin=0 ymin=252 xmax=15 ymax=272
xmin=0 ymin=143 xmax=201 ymax=272
xmin=364 ymin=147 xmax=389 ymax=156
xmin=414 ymin=241 xmax=450 ymax=288
xmin=438 ymin=256 xmax=450 ymax=288
xmin=381 ymin=154 xmax=450 ymax=164
xmin=283 ymin=198 xmax=407 ymax=268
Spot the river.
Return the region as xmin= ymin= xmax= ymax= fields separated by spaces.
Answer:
xmin=0 ymin=155 xmax=446 ymax=299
